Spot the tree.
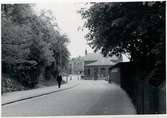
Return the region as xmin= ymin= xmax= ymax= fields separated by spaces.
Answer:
xmin=80 ymin=2 xmax=165 ymax=85
xmin=2 ymin=4 xmax=43 ymax=88
xmin=2 ymin=4 xmax=70 ymax=88
xmin=36 ymin=10 xmax=70 ymax=77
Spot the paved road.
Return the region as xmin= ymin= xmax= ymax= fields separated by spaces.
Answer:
xmin=2 ymin=80 xmax=136 ymax=116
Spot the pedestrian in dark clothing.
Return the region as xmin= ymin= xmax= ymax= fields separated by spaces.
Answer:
xmin=57 ymin=74 xmax=62 ymax=88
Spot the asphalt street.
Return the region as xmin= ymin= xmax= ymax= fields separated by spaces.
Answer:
xmin=2 ymin=80 xmax=136 ymax=116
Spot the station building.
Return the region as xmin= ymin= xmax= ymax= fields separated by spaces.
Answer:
xmin=83 ymin=53 xmax=122 ymax=80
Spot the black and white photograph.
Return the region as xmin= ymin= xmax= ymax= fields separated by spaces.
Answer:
xmin=1 ymin=0 xmax=166 ymax=117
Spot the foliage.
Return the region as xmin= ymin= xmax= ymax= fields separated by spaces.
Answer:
xmin=2 ymin=4 xmax=70 ymax=88
xmin=2 ymin=74 xmax=26 ymax=94
xmin=80 ymin=2 xmax=165 ymax=85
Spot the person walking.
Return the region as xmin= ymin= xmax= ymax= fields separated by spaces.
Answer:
xmin=57 ymin=74 xmax=62 ymax=88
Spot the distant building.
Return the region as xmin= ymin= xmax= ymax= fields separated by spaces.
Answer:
xmin=83 ymin=53 xmax=122 ymax=80
xmin=67 ymin=50 xmax=122 ymax=80
xmin=68 ymin=56 xmax=84 ymax=75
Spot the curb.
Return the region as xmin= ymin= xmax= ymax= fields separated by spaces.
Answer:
xmin=2 ymin=83 xmax=79 ymax=106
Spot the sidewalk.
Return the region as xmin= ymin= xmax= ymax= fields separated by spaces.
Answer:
xmin=2 ymin=80 xmax=80 ymax=106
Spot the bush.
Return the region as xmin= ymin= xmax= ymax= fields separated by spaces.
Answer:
xmin=2 ymin=74 xmax=26 ymax=94
xmin=2 ymin=59 xmax=40 ymax=88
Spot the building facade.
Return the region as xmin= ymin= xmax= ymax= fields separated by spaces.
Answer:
xmin=83 ymin=53 xmax=122 ymax=80
xmin=68 ymin=56 xmax=84 ymax=75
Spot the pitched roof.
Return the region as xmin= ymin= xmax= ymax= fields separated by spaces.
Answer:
xmin=83 ymin=53 xmax=122 ymax=66
xmin=84 ymin=53 xmax=121 ymax=61
xmin=83 ymin=53 xmax=102 ymax=61
xmin=86 ymin=58 xmax=116 ymax=66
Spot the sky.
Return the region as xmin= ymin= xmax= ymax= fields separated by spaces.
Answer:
xmin=34 ymin=2 xmax=129 ymax=61
xmin=34 ymin=2 xmax=93 ymax=58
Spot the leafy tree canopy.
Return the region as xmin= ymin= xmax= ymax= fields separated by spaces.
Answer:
xmin=80 ymin=2 xmax=165 ymax=85
xmin=2 ymin=4 xmax=70 ymax=87
xmin=80 ymin=2 xmax=165 ymax=62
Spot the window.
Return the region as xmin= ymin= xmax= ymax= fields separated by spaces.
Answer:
xmin=101 ymin=68 xmax=105 ymax=77
xmin=111 ymin=68 xmax=119 ymax=72
xmin=87 ymin=69 xmax=90 ymax=76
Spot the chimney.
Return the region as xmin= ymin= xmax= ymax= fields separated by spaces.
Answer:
xmin=85 ymin=49 xmax=87 ymax=56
